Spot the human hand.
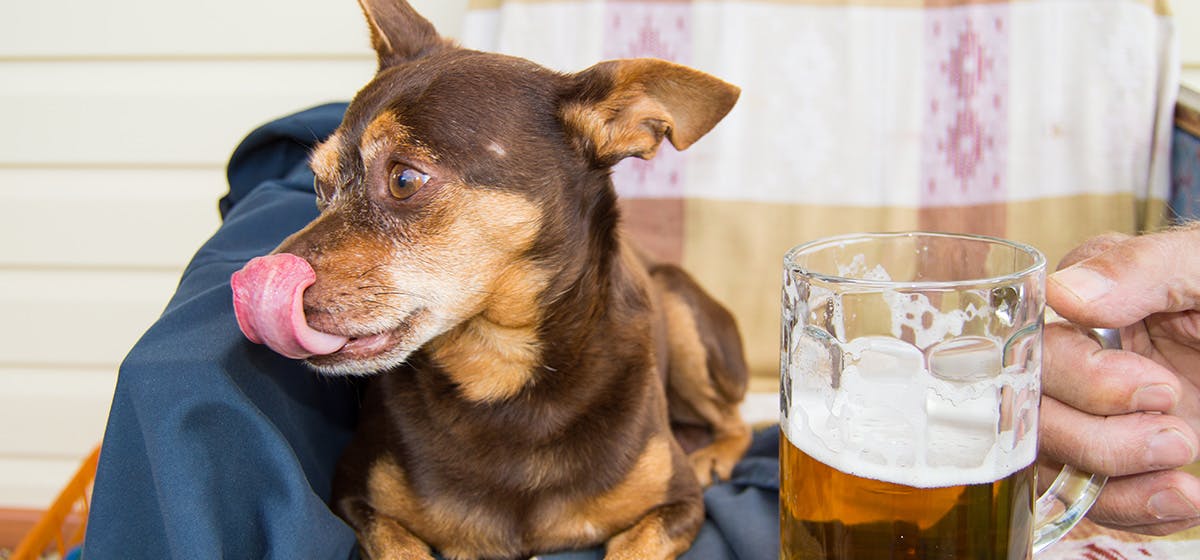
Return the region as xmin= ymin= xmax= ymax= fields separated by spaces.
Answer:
xmin=1041 ymin=225 xmax=1200 ymax=535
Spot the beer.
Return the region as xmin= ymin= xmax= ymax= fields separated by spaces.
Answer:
xmin=780 ymin=435 xmax=1035 ymax=560
xmin=779 ymin=331 xmax=1040 ymax=559
xmin=780 ymin=232 xmax=1102 ymax=559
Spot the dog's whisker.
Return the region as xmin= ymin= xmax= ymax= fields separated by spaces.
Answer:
xmin=360 ymin=299 xmax=405 ymax=313
xmin=356 ymin=284 xmax=399 ymax=291
xmin=352 ymin=285 xmax=440 ymax=303
xmin=356 ymin=264 xmax=388 ymax=280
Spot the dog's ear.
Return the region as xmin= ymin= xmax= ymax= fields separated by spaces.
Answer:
xmin=357 ymin=0 xmax=447 ymax=69
xmin=562 ymin=59 xmax=740 ymax=166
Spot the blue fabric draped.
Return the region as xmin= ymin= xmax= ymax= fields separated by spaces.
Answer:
xmin=82 ymin=104 xmax=780 ymax=560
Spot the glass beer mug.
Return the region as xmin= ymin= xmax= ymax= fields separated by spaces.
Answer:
xmin=780 ymin=232 xmax=1108 ymax=559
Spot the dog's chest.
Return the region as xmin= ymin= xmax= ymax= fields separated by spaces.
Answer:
xmin=364 ymin=455 xmax=651 ymax=557
xmin=364 ymin=401 xmax=676 ymax=557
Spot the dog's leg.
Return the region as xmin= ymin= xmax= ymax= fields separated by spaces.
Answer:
xmin=603 ymin=498 xmax=705 ymax=560
xmin=339 ymin=497 xmax=436 ymax=560
xmin=652 ymin=265 xmax=753 ymax=486
xmin=335 ymin=428 xmax=439 ymax=560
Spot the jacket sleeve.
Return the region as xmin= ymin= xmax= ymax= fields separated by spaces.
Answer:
xmin=84 ymin=103 xmax=363 ymax=560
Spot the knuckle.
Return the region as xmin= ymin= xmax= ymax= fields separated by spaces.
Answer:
xmin=1087 ymin=472 xmax=1175 ymax=527
xmin=1057 ymin=232 xmax=1130 ymax=270
xmin=1134 ymin=233 xmax=1200 ymax=308
xmin=1050 ymin=346 xmax=1140 ymax=415
xmin=1086 ymin=352 xmax=1138 ymax=404
xmin=1090 ymin=491 xmax=1148 ymax=527
xmin=1087 ymin=431 xmax=1125 ymax=475
xmin=1080 ymin=415 xmax=1167 ymax=476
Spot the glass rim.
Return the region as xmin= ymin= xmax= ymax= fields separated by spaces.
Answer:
xmin=784 ymin=231 xmax=1047 ymax=290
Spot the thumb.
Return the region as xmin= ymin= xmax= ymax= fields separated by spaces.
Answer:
xmin=1047 ymin=224 xmax=1200 ymax=328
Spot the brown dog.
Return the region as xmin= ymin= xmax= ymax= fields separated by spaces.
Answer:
xmin=229 ymin=1 xmax=750 ymax=558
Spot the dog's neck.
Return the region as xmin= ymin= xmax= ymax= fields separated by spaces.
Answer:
xmin=423 ymin=255 xmax=551 ymax=402
xmin=424 ymin=181 xmax=651 ymax=405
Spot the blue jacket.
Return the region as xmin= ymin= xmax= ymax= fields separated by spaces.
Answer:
xmin=82 ymin=103 xmax=781 ymax=560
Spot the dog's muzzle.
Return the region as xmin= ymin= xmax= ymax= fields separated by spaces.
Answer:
xmin=231 ymin=253 xmax=350 ymax=359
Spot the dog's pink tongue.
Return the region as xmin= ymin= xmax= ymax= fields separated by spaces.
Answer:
xmin=231 ymin=253 xmax=349 ymax=359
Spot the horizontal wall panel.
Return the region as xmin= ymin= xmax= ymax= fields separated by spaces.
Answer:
xmin=0 ymin=59 xmax=373 ymax=166
xmin=1185 ymin=69 xmax=1200 ymax=93
xmin=0 ymin=169 xmax=225 ymax=269
xmin=0 ymin=0 xmax=465 ymax=59
xmin=0 ymin=270 xmax=183 ymax=367
xmin=0 ymin=1 xmax=367 ymax=57
xmin=0 ymin=457 xmax=82 ymax=510
xmin=0 ymin=368 xmax=115 ymax=459
xmin=1180 ymin=0 xmax=1200 ymax=66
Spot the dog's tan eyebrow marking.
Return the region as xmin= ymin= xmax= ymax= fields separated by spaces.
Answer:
xmin=310 ymin=131 xmax=344 ymax=185
xmin=360 ymin=111 xmax=435 ymax=166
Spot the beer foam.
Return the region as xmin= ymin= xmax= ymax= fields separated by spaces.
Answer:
xmin=782 ymin=333 xmax=1038 ymax=489
xmin=783 ymin=252 xmax=1039 ymax=488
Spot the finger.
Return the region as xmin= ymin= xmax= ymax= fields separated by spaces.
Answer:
xmin=1083 ymin=469 xmax=1200 ymax=535
xmin=1043 ymin=322 xmax=1183 ymax=415
xmin=1056 ymin=231 xmax=1131 ymax=270
xmin=1048 ymin=226 xmax=1200 ymax=327
xmin=1039 ymin=397 xmax=1199 ymax=476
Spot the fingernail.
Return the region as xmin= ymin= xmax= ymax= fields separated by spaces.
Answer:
xmin=1148 ymin=489 xmax=1200 ymax=520
xmin=1133 ymin=384 xmax=1178 ymax=411
xmin=1146 ymin=428 xmax=1198 ymax=469
xmin=1049 ymin=266 xmax=1114 ymax=304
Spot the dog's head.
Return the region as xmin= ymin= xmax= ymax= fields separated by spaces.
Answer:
xmin=231 ymin=0 xmax=739 ymax=377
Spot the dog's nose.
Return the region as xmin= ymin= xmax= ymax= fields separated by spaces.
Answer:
xmin=231 ymin=253 xmax=350 ymax=359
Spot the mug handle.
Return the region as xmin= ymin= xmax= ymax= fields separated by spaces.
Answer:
xmin=1031 ymin=327 xmax=1119 ymax=553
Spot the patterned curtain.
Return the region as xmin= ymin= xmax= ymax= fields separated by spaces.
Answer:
xmin=1175 ymin=89 xmax=1200 ymax=220
xmin=461 ymin=0 xmax=1179 ymax=386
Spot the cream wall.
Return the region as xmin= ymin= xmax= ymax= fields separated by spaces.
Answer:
xmin=0 ymin=0 xmax=1195 ymax=512
xmin=0 ymin=0 xmax=466 ymax=511
xmin=1179 ymin=0 xmax=1200 ymax=90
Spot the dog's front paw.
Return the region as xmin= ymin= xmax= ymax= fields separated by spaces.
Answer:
xmin=357 ymin=534 xmax=437 ymax=560
xmin=603 ymin=501 xmax=701 ymax=560
xmin=687 ymin=446 xmax=737 ymax=486
xmin=359 ymin=543 xmax=436 ymax=560
xmin=371 ymin=551 xmax=436 ymax=560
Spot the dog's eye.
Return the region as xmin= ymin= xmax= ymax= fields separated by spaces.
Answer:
xmin=388 ymin=164 xmax=429 ymax=200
